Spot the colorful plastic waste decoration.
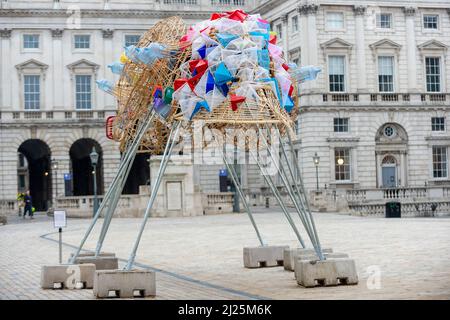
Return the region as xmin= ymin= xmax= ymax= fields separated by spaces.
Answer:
xmin=96 ymin=9 xmax=322 ymax=124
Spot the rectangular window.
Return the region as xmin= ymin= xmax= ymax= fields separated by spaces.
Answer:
xmin=75 ymin=75 xmax=92 ymax=109
xmin=378 ymin=56 xmax=394 ymax=92
xmin=327 ymin=12 xmax=344 ymax=29
xmin=276 ymin=24 xmax=282 ymax=39
xmin=328 ymin=55 xmax=345 ymax=92
xmin=24 ymin=75 xmax=40 ymax=110
xmin=425 ymin=57 xmax=441 ymax=92
xmin=335 ymin=148 xmax=351 ymax=181
xmin=431 ymin=117 xmax=445 ymax=132
xmin=124 ymin=35 xmax=141 ymax=47
xmin=23 ymin=34 xmax=39 ymax=49
xmin=74 ymin=35 xmax=90 ymax=49
xmin=333 ymin=118 xmax=349 ymax=132
xmin=432 ymin=146 xmax=447 ymax=178
xmin=292 ymin=16 xmax=298 ymax=33
xmin=423 ymin=14 xmax=439 ymax=29
xmin=19 ymin=175 xmax=26 ymax=189
xmin=376 ymin=13 xmax=392 ymax=29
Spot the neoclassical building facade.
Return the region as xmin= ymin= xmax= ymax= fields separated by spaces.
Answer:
xmin=1 ymin=0 xmax=450 ymax=216
xmin=255 ymin=0 xmax=450 ymax=214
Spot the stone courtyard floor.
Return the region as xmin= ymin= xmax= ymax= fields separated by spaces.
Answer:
xmin=0 ymin=208 xmax=449 ymax=300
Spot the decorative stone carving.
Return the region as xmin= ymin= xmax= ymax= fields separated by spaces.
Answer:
xmin=353 ymin=5 xmax=366 ymax=16
xmin=51 ymin=29 xmax=63 ymax=38
xmin=0 ymin=28 xmax=12 ymax=38
xmin=404 ymin=7 xmax=416 ymax=17
xmin=102 ymin=29 xmax=114 ymax=39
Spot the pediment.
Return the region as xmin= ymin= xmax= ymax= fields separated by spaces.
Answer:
xmin=67 ymin=59 xmax=100 ymax=71
xmin=320 ymin=38 xmax=353 ymax=50
xmin=369 ymin=39 xmax=402 ymax=50
xmin=15 ymin=59 xmax=48 ymax=71
xmin=418 ymin=40 xmax=448 ymax=51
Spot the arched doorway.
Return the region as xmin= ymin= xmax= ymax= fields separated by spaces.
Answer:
xmin=375 ymin=123 xmax=408 ymax=188
xmin=122 ymin=153 xmax=150 ymax=194
xmin=69 ymin=139 xmax=104 ymax=196
xmin=17 ymin=139 xmax=52 ymax=211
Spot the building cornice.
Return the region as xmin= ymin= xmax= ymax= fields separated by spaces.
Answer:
xmin=301 ymin=105 xmax=450 ymax=112
xmin=0 ymin=9 xmax=211 ymax=20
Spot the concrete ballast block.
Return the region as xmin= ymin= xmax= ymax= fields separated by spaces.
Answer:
xmin=283 ymin=247 xmax=333 ymax=271
xmin=243 ymin=245 xmax=289 ymax=268
xmin=94 ymin=269 xmax=156 ymax=298
xmin=74 ymin=256 xmax=119 ymax=270
xmin=296 ymin=258 xmax=359 ymax=287
xmin=41 ymin=264 xmax=96 ymax=289
xmin=70 ymin=252 xmax=116 ymax=258
xmin=294 ymin=253 xmax=349 ymax=278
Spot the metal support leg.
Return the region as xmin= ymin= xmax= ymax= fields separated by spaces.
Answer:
xmin=222 ymin=153 xmax=265 ymax=246
xmin=249 ymin=151 xmax=306 ymax=248
xmin=69 ymin=111 xmax=155 ymax=263
xmin=124 ymin=122 xmax=181 ymax=270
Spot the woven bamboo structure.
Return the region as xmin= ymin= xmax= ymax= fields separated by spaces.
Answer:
xmin=111 ymin=16 xmax=300 ymax=154
xmin=112 ymin=16 xmax=190 ymax=154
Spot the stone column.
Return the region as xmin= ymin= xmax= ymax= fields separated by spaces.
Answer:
xmin=307 ymin=4 xmax=319 ymax=66
xmin=102 ymin=29 xmax=114 ymax=109
xmin=281 ymin=14 xmax=289 ymax=53
xmin=0 ymin=29 xmax=12 ymax=109
xmin=404 ymin=7 xmax=417 ymax=92
xmin=51 ymin=29 xmax=64 ymax=109
xmin=353 ymin=6 xmax=367 ymax=92
xmin=298 ymin=5 xmax=309 ymax=66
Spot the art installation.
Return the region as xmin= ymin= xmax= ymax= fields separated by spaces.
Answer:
xmin=41 ymin=10 xmax=358 ymax=298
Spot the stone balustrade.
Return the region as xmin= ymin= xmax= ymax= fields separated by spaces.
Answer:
xmin=202 ymin=192 xmax=234 ymax=215
xmin=0 ymin=109 xmax=116 ymax=123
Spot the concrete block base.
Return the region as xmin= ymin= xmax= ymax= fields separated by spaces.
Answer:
xmin=283 ymin=248 xmax=333 ymax=271
xmin=94 ymin=269 xmax=156 ymax=298
xmin=296 ymin=258 xmax=358 ymax=288
xmin=41 ymin=264 xmax=96 ymax=289
xmin=70 ymin=252 xmax=115 ymax=258
xmin=294 ymin=253 xmax=349 ymax=278
xmin=74 ymin=256 xmax=119 ymax=270
xmin=243 ymin=245 xmax=289 ymax=268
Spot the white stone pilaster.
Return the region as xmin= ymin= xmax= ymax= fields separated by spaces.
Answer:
xmin=404 ymin=7 xmax=418 ymax=92
xmin=354 ymin=6 xmax=367 ymax=92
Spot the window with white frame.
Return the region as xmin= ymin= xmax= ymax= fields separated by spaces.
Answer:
xmin=425 ymin=57 xmax=441 ymax=92
xmin=333 ymin=118 xmax=349 ymax=132
xmin=23 ymin=75 xmax=40 ymax=110
xmin=124 ymin=35 xmax=141 ymax=47
xmin=74 ymin=35 xmax=90 ymax=49
xmin=431 ymin=117 xmax=445 ymax=132
xmin=432 ymin=146 xmax=447 ymax=178
xmin=276 ymin=24 xmax=282 ymax=39
xmin=378 ymin=56 xmax=394 ymax=92
xmin=376 ymin=13 xmax=392 ymax=29
xmin=328 ymin=55 xmax=345 ymax=92
xmin=23 ymin=34 xmax=39 ymax=49
xmin=292 ymin=16 xmax=298 ymax=33
xmin=335 ymin=148 xmax=351 ymax=181
xmin=326 ymin=12 xmax=344 ymax=29
xmin=75 ymin=75 xmax=92 ymax=109
xmin=423 ymin=14 xmax=439 ymax=29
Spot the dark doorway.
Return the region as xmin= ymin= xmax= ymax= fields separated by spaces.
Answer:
xmin=122 ymin=153 xmax=150 ymax=194
xmin=18 ymin=139 xmax=52 ymax=211
xmin=69 ymin=139 xmax=104 ymax=196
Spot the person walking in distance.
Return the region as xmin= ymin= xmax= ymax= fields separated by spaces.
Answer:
xmin=23 ymin=190 xmax=33 ymax=219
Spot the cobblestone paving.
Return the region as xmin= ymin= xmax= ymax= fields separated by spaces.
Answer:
xmin=1 ymin=209 xmax=449 ymax=300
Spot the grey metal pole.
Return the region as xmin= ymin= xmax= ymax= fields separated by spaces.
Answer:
xmin=58 ymin=227 xmax=62 ymax=264
xmin=94 ymin=112 xmax=157 ymax=256
xmin=286 ymin=132 xmax=325 ymax=260
xmin=316 ymin=166 xmax=319 ymax=191
xmin=69 ymin=111 xmax=155 ymax=263
xmin=93 ymin=163 xmax=97 ymax=218
xmin=249 ymin=151 xmax=306 ymax=248
xmin=124 ymin=122 xmax=181 ymax=270
xmin=222 ymin=152 xmax=265 ymax=246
